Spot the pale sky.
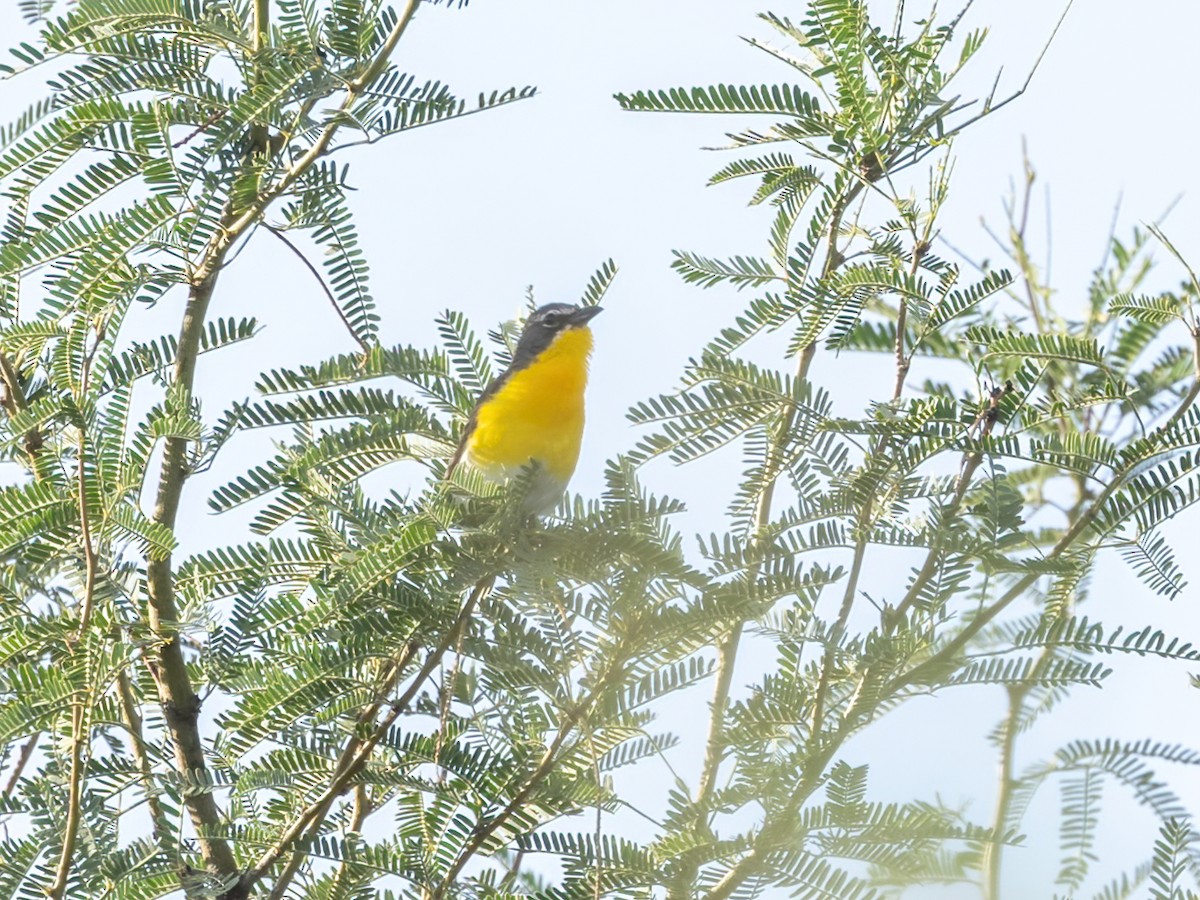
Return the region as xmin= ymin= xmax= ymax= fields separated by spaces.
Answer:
xmin=1 ymin=1 xmax=1198 ymax=896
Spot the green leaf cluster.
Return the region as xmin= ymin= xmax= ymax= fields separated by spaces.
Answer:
xmin=1 ymin=1 xmax=1198 ymax=899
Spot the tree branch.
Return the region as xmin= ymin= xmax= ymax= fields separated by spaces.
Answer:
xmin=0 ymin=349 xmax=44 ymax=464
xmin=49 ymin=329 xmax=103 ymax=900
xmin=889 ymin=466 xmax=1124 ymax=694
xmin=430 ymin=711 xmax=580 ymax=899
xmin=672 ymin=184 xmax=856 ymax=897
xmin=982 ymin=682 xmax=1031 ymax=900
xmin=211 ymin=0 xmax=421 ymax=263
xmin=145 ymin=259 xmax=241 ymax=883
xmin=117 ymin=663 xmax=170 ymax=844
xmin=141 ymin=0 xmax=425 ymax=885
xmin=241 ymin=575 xmax=492 ymax=900
xmin=892 ymin=238 xmax=928 ymax=401
xmin=2 ymin=733 xmax=39 ymax=797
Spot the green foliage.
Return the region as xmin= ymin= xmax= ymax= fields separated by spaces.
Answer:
xmin=612 ymin=1 xmax=1200 ymax=898
xmin=0 ymin=1 xmax=1197 ymax=900
xmin=1149 ymin=819 xmax=1200 ymax=900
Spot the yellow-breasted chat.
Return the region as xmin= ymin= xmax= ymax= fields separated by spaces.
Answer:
xmin=447 ymin=303 xmax=602 ymax=514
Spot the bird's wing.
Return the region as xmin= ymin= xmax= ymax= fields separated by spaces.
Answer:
xmin=444 ymin=368 xmax=512 ymax=479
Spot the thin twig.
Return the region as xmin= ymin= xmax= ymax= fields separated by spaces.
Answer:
xmin=590 ymin=737 xmax=603 ymax=900
xmin=1167 ymin=328 xmax=1200 ymax=428
xmin=2 ymin=733 xmax=39 ymax=797
xmin=809 ymin=534 xmax=867 ymax=735
xmin=690 ymin=337 xmax=820 ymax=811
xmin=1010 ymin=149 xmax=1046 ymax=330
xmin=325 ymin=784 xmax=374 ymax=898
xmin=814 ymin=217 xmax=938 ymax=738
xmin=49 ymin=328 xmax=103 ymax=900
xmin=981 ymin=479 xmax=1090 ymax=900
xmin=886 ymin=377 xmax=1015 ymax=630
xmin=258 ymin=640 xmax=423 ymax=900
xmin=498 ymin=850 xmax=526 ymax=891
xmin=327 ymin=97 xmax=541 ymax=152
xmin=74 ymin=333 xmax=101 ymax=641
xmin=935 ymin=0 xmax=1076 ymax=142
xmin=116 ymin=664 xmax=169 ymax=844
xmin=892 ymin=238 xmax=929 ymax=401
xmin=1149 ymin=225 xmax=1200 ymax=335
xmin=700 ymin=716 xmax=859 ymax=900
xmin=172 ymin=108 xmax=227 ymax=149
xmin=263 ymin=224 xmax=371 ymax=351
xmin=0 ymin=350 xmax=43 ymax=461
xmin=433 ymin=612 xmax=469 ymax=787
xmin=141 ymin=1 xmax=424 ymax=886
xmin=672 ymin=184 xmax=855 ymax=898
xmin=981 ymin=676 xmax=1038 ymax=896
xmin=50 ymin=704 xmax=91 ymax=898
xmin=249 ymin=575 xmax=492 ymax=900
xmin=885 ymin=452 xmax=981 ymax=629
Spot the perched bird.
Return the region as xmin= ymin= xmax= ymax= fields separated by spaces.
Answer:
xmin=447 ymin=303 xmax=603 ymax=514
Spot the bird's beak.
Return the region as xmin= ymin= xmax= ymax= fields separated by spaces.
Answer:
xmin=571 ymin=306 xmax=603 ymax=326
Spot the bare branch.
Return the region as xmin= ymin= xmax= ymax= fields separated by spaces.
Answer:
xmin=263 ymin=224 xmax=371 ymax=352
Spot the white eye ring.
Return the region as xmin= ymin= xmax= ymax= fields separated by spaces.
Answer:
xmin=541 ymin=313 xmax=561 ymax=328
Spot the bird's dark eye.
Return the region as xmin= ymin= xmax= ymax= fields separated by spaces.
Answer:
xmin=541 ymin=312 xmax=561 ymax=328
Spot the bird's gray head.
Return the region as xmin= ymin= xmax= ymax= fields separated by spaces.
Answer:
xmin=511 ymin=303 xmax=603 ymax=369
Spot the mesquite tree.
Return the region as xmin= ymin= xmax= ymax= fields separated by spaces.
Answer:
xmin=0 ymin=1 xmax=1198 ymax=899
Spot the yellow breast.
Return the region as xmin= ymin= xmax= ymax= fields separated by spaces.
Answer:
xmin=465 ymin=326 xmax=594 ymax=483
